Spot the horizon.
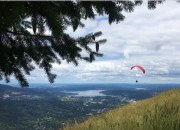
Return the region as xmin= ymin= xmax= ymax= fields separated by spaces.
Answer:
xmin=2 ymin=82 xmax=180 ymax=88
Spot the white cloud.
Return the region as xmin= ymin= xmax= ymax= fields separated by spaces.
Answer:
xmin=4 ymin=1 xmax=180 ymax=84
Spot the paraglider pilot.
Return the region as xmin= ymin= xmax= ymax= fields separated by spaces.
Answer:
xmin=130 ymin=65 xmax=145 ymax=84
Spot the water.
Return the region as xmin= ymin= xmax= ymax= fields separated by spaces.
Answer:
xmin=66 ymin=90 xmax=106 ymax=97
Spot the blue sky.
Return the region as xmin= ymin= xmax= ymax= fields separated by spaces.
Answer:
xmin=2 ymin=1 xmax=180 ymax=85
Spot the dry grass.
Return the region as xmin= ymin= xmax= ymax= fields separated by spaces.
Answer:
xmin=63 ymin=89 xmax=180 ymax=130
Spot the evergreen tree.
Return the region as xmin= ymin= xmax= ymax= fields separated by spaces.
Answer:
xmin=0 ymin=1 xmax=165 ymax=87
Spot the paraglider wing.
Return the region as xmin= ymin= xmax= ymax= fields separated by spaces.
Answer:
xmin=131 ymin=65 xmax=145 ymax=74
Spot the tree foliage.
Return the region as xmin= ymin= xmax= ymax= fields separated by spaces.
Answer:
xmin=0 ymin=1 xmax=165 ymax=87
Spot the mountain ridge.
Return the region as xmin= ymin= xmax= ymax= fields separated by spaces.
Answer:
xmin=64 ymin=89 xmax=180 ymax=130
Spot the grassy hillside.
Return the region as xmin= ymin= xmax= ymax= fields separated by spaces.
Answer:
xmin=63 ymin=89 xmax=180 ymax=130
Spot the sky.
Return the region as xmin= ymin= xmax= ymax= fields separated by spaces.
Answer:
xmin=2 ymin=1 xmax=180 ymax=85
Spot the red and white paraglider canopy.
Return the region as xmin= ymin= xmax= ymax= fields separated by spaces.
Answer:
xmin=130 ymin=65 xmax=145 ymax=74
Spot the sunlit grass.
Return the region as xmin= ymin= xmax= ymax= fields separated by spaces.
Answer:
xmin=63 ymin=89 xmax=180 ymax=130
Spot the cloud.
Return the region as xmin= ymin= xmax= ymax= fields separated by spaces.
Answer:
xmin=3 ymin=1 xmax=180 ymax=84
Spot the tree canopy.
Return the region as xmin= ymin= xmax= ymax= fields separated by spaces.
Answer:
xmin=0 ymin=1 xmax=165 ymax=87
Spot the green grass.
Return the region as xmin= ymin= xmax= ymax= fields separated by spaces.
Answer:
xmin=63 ymin=89 xmax=180 ymax=130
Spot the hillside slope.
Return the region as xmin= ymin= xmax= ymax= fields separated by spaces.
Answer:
xmin=64 ymin=89 xmax=180 ymax=130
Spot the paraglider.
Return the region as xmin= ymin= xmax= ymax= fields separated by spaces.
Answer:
xmin=131 ymin=65 xmax=145 ymax=74
xmin=130 ymin=65 xmax=145 ymax=83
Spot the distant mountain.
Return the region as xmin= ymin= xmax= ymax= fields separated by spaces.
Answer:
xmin=0 ymin=84 xmax=19 ymax=91
xmin=0 ymin=84 xmax=51 ymax=97
xmin=64 ymin=89 xmax=180 ymax=130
